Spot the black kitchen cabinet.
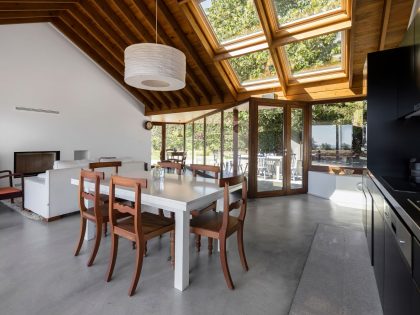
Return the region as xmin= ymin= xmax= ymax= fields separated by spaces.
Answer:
xmin=373 ymin=202 xmax=385 ymax=304
xmin=397 ymin=45 xmax=420 ymax=117
xmin=364 ymin=177 xmax=374 ymax=265
xmin=383 ymin=223 xmax=412 ymax=315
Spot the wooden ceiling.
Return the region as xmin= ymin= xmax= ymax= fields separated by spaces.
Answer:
xmin=0 ymin=0 xmax=414 ymax=115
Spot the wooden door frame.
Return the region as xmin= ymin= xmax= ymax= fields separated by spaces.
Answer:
xmin=248 ymin=97 xmax=310 ymax=198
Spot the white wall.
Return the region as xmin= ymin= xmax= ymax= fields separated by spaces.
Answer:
xmin=0 ymin=23 xmax=151 ymax=171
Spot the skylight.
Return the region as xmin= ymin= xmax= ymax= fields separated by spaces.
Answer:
xmin=199 ymin=0 xmax=262 ymax=44
xmin=228 ymin=50 xmax=277 ymax=85
xmin=272 ymin=0 xmax=342 ymax=26
xmin=284 ymin=31 xmax=343 ymax=77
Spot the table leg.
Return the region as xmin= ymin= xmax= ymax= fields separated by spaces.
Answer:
xmin=174 ymin=209 xmax=189 ymax=291
xmin=84 ymin=195 xmax=95 ymax=241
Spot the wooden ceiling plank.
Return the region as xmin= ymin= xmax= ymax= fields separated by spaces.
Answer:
xmin=128 ymin=0 xmax=211 ymax=105
xmin=379 ymin=0 xmax=392 ymax=50
xmin=157 ymin=0 xmax=224 ymax=102
xmin=51 ymin=18 xmax=155 ymax=111
xmin=0 ymin=17 xmax=51 ymax=24
xmin=348 ymin=0 xmax=357 ymax=88
xmin=0 ymin=10 xmax=60 ymax=18
xmin=0 ymin=3 xmax=74 ymax=10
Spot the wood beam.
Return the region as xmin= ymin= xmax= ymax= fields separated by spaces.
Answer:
xmin=0 ymin=10 xmax=60 ymax=18
xmin=52 ymin=17 xmax=155 ymax=111
xmin=379 ymin=0 xmax=392 ymax=50
xmin=0 ymin=3 xmax=74 ymax=10
xmin=348 ymin=0 xmax=357 ymax=88
xmin=0 ymin=17 xmax=50 ymax=24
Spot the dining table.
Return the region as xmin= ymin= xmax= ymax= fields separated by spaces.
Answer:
xmin=71 ymin=170 xmax=241 ymax=291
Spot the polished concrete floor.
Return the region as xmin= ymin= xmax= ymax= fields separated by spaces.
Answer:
xmin=0 ymin=195 xmax=374 ymax=315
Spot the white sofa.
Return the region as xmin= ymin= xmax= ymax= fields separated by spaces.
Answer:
xmin=24 ymin=160 xmax=147 ymax=220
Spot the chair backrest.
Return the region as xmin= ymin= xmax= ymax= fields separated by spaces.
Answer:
xmin=108 ymin=175 xmax=147 ymax=240
xmin=79 ymin=169 xmax=104 ymax=219
xmin=158 ymin=161 xmax=182 ymax=175
xmin=89 ymin=161 xmax=122 ymax=175
xmin=219 ymin=175 xmax=248 ymax=235
xmin=190 ymin=164 xmax=220 ymax=179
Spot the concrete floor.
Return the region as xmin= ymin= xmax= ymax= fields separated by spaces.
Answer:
xmin=0 ymin=195 xmax=372 ymax=315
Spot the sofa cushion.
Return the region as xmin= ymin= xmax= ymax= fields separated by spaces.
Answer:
xmin=53 ymin=160 xmax=91 ymax=170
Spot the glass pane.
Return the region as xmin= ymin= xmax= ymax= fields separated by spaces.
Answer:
xmin=285 ymin=31 xmax=343 ymax=76
xmin=238 ymin=103 xmax=249 ymax=176
xmin=199 ymin=0 xmax=262 ymax=44
xmin=165 ymin=124 xmax=184 ymax=160
xmin=311 ymin=101 xmax=367 ymax=168
xmin=185 ymin=123 xmax=193 ymax=165
xmin=257 ymin=106 xmax=284 ymax=192
xmin=205 ymin=112 xmax=221 ymax=166
xmin=194 ymin=119 xmax=205 ymax=164
xmin=151 ymin=125 xmax=162 ymax=165
xmin=223 ymin=110 xmax=234 ymax=176
xmin=290 ymin=108 xmax=304 ymax=189
xmin=273 ymin=0 xmax=342 ymax=26
xmin=228 ymin=50 xmax=277 ymax=85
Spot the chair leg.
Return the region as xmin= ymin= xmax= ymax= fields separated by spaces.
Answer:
xmin=106 ymin=234 xmax=119 ymax=282
xmin=237 ymin=224 xmax=249 ymax=271
xmin=195 ymin=235 xmax=201 ymax=252
xmin=103 ymin=222 xmax=107 ymax=237
xmin=74 ymin=217 xmax=87 ymax=256
xmin=144 ymin=241 xmax=148 ymax=257
xmin=11 ymin=198 xmax=14 ymax=204
xmin=128 ymin=239 xmax=144 ymax=297
xmin=87 ymin=222 xmax=102 ymax=267
xmin=170 ymin=212 xmax=174 ymax=219
xmin=158 ymin=208 xmax=164 ymax=216
xmin=132 ymin=241 xmax=136 ymax=250
xmin=170 ymin=230 xmax=175 ymax=268
xmin=208 ymin=237 xmax=213 ymax=255
xmin=220 ymin=237 xmax=234 ymax=289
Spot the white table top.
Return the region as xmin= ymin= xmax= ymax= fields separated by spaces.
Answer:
xmin=71 ymin=170 xmax=239 ymax=212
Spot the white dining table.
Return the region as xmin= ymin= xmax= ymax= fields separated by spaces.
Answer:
xmin=71 ymin=170 xmax=241 ymax=292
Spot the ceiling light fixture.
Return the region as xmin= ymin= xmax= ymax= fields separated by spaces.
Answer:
xmin=124 ymin=0 xmax=186 ymax=91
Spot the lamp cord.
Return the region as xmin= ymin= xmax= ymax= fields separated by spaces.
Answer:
xmin=155 ymin=0 xmax=158 ymax=44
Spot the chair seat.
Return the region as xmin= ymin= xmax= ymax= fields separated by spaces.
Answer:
xmin=190 ymin=212 xmax=239 ymax=239
xmin=0 ymin=187 xmax=21 ymax=196
xmin=115 ymin=212 xmax=174 ymax=241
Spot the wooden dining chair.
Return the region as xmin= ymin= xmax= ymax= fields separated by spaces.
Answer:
xmin=89 ymin=161 xmax=122 ymax=237
xmin=105 ymin=175 xmax=175 ymax=296
xmin=190 ymin=175 xmax=249 ymax=289
xmin=157 ymin=161 xmax=182 ymax=219
xmin=74 ymin=170 xmax=108 ymax=266
xmin=0 ymin=170 xmax=24 ymax=209
xmin=190 ymin=164 xmax=221 ymax=254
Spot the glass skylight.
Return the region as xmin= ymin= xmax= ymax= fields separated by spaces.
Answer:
xmin=228 ymin=50 xmax=277 ymax=85
xmin=284 ymin=31 xmax=343 ymax=76
xmin=199 ymin=0 xmax=262 ymax=44
xmin=273 ymin=0 xmax=342 ymax=26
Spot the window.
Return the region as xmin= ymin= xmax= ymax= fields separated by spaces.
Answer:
xmin=165 ymin=124 xmax=184 ymax=160
xmin=311 ymin=101 xmax=367 ymax=168
xmin=237 ymin=103 xmax=249 ymax=175
xmin=199 ymin=0 xmax=262 ymax=44
xmin=205 ymin=112 xmax=222 ymax=166
xmin=228 ymin=50 xmax=277 ymax=85
xmin=185 ymin=123 xmax=193 ymax=165
xmin=194 ymin=119 xmax=205 ymax=164
xmin=284 ymin=31 xmax=343 ymax=77
xmin=151 ymin=125 xmax=162 ymax=165
xmin=272 ymin=0 xmax=342 ymax=26
xmin=223 ymin=110 xmax=234 ymax=175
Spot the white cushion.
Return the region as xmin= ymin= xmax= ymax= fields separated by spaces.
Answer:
xmin=53 ymin=160 xmax=91 ymax=169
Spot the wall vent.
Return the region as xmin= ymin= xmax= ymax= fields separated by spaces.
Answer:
xmin=15 ymin=106 xmax=60 ymax=115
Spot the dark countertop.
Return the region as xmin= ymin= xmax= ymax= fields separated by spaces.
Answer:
xmin=369 ymin=170 xmax=420 ymax=241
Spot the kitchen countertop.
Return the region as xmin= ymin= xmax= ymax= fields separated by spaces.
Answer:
xmin=369 ymin=170 xmax=420 ymax=240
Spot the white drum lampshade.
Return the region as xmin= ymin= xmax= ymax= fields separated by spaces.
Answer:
xmin=124 ymin=43 xmax=186 ymax=91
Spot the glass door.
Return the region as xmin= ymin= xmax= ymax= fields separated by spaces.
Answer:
xmin=249 ymin=99 xmax=309 ymax=197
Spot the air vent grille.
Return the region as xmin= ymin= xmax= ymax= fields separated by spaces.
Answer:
xmin=15 ymin=107 xmax=59 ymax=115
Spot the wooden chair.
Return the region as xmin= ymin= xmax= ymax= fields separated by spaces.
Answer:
xmin=0 ymin=170 xmax=24 ymax=209
xmin=105 ymin=175 xmax=175 ymax=296
xmin=74 ymin=169 xmax=130 ymax=266
xmin=89 ymin=161 xmax=122 ymax=237
xmin=190 ymin=164 xmax=221 ymax=254
xmin=190 ymin=175 xmax=249 ymax=289
xmin=157 ymin=161 xmax=182 ymax=219
xmin=169 ymin=152 xmax=187 ymax=170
